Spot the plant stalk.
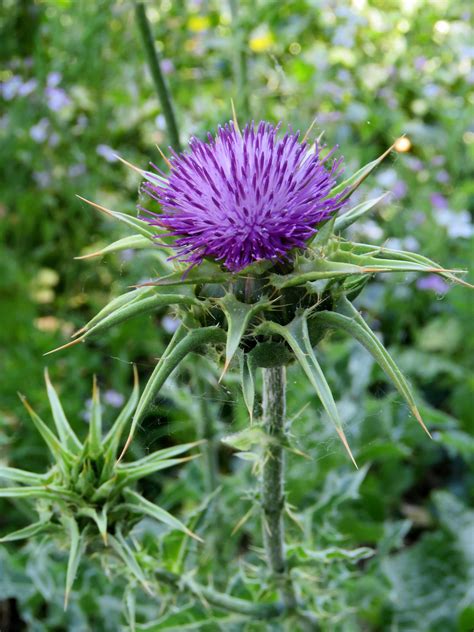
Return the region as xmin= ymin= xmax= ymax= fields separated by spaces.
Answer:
xmin=229 ymin=0 xmax=250 ymax=121
xmin=155 ymin=569 xmax=282 ymax=619
xmin=261 ymin=366 xmax=297 ymax=610
xmin=134 ymin=1 xmax=181 ymax=151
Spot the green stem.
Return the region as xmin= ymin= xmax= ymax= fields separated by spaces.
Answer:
xmin=229 ymin=0 xmax=250 ymax=121
xmin=198 ymin=383 xmax=219 ymax=493
xmin=155 ymin=569 xmax=282 ymax=619
xmin=134 ymin=2 xmax=181 ymax=151
xmin=261 ymin=366 xmax=297 ymax=610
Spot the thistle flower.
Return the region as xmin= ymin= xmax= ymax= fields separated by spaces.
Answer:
xmin=141 ymin=121 xmax=345 ymax=271
xmin=67 ymin=126 xmax=470 ymax=466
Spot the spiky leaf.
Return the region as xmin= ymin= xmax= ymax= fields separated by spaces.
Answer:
xmin=334 ymin=193 xmax=389 ymax=232
xmin=18 ymin=395 xmax=75 ymax=473
xmin=330 ymin=142 xmax=396 ymax=200
xmin=0 ymin=466 xmax=50 ymax=485
xmin=239 ymin=351 xmax=256 ymax=422
xmin=313 ymin=296 xmax=430 ymax=436
xmin=76 ymin=234 xmax=155 ymax=260
xmin=256 ymin=314 xmax=357 ymax=467
xmin=0 ymin=520 xmax=60 ymax=543
xmin=102 ymin=365 xmax=140 ymax=465
xmin=119 ymin=325 xmax=225 ymax=460
xmin=88 ymin=376 xmax=103 ymax=459
xmin=122 ymin=489 xmax=202 ymax=542
xmin=219 ymin=293 xmax=272 ymax=376
xmin=79 ymin=293 xmax=199 ymax=342
xmin=76 ymin=196 xmax=158 ymax=239
xmin=44 ymin=369 xmax=82 ymax=452
xmin=63 ymin=515 xmax=87 ymax=609
xmin=0 ymin=486 xmax=82 ymax=503
xmin=108 ymin=532 xmax=152 ymax=593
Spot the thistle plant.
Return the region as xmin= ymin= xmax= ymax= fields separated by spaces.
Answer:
xmin=0 ymin=368 xmax=203 ymax=608
xmin=35 ymin=116 xmax=470 ymax=626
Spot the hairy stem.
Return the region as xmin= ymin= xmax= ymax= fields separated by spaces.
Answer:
xmin=198 ymin=385 xmax=219 ymax=494
xmin=261 ymin=366 xmax=297 ymax=610
xmin=134 ymin=2 xmax=181 ymax=151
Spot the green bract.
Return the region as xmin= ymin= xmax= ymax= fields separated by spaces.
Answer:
xmin=52 ymin=145 xmax=469 ymax=465
xmin=0 ymin=368 xmax=202 ymax=608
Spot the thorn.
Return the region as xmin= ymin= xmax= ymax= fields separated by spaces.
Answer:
xmin=44 ymin=337 xmax=84 ymax=356
xmin=92 ymin=374 xmax=99 ymax=401
xmin=336 ymin=427 xmax=358 ymax=469
xmin=155 ymin=144 xmax=172 ymax=169
xmin=231 ymin=505 xmax=254 ymax=536
xmin=315 ymin=130 xmax=325 ymax=145
xmin=129 ymin=282 xmax=152 ymax=288
xmin=74 ymin=249 xmax=104 ymax=260
xmin=218 ymin=358 xmax=230 ymax=384
xmin=117 ymin=432 xmax=133 ymax=464
xmin=302 ymin=117 xmax=317 ymax=145
xmin=18 ymin=392 xmax=33 ymax=415
xmin=288 ymin=446 xmax=311 ymax=459
xmin=230 ymin=98 xmax=241 ymax=135
xmin=76 ymin=195 xmax=114 ymax=217
xmin=114 ymin=154 xmax=144 ymax=175
xmin=71 ymin=326 xmax=87 ymax=339
xmin=132 ymin=363 xmax=139 ymax=388
xmin=185 ymin=527 xmax=204 ymax=543
xmin=413 ymin=406 xmax=432 ymax=439
xmin=453 ymin=277 xmax=474 ymax=289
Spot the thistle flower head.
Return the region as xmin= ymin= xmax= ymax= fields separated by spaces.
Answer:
xmin=142 ymin=121 xmax=345 ymax=271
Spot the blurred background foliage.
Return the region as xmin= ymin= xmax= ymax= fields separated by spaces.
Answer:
xmin=0 ymin=0 xmax=473 ymax=630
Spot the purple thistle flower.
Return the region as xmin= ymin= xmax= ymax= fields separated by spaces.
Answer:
xmin=141 ymin=121 xmax=345 ymax=272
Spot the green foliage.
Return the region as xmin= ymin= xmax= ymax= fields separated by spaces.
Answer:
xmin=1 ymin=0 xmax=473 ymax=630
xmin=1 ymin=373 xmax=202 ymax=609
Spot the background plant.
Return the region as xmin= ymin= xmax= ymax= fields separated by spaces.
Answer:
xmin=1 ymin=1 xmax=473 ymax=631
